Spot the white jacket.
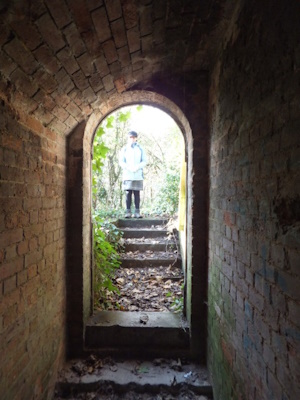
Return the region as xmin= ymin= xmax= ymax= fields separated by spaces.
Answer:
xmin=119 ymin=142 xmax=147 ymax=181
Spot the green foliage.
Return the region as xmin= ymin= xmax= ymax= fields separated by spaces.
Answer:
xmin=92 ymin=108 xmax=133 ymax=212
xmin=92 ymin=127 xmax=109 ymax=172
xmin=150 ymin=166 xmax=180 ymax=215
xmin=92 ymin=124 xmax=124 ymax=308
xmin=93 ymin=211 xmax=123 ymax=308
xmin=91 ymin=105 xmax=185 ymax=310
xmin=166 ymin=283 xmax=184 ymax=313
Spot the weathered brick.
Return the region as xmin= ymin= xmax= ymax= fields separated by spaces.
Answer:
xmin=277 ymin=270 xmax=299 ymax=301
xmin=117 ymin=46 xmax=130 ymax=67
xmin=72 ymin=69 xmax=89 ymax=91
xmin=76 ymin=52 xmax=95 ymax=77
xmin=103 ymin=39 xmax=118 ymax=64
xmin=127 ymin=26 xmax=140 ymax=53
xmin=0 ymin=228 xmax=23 ymax=249
xmin=33 ymin=44 xmax=60 ymax=74
xmin=94 ymin=54 xmax=110 ymax=77
xmin=63 ymin=23 xmax=86 ymax=57
xmin=4 ymin=275 xmax=17 ymax=295
xmin=27 ymin=264 xmax=38 ymax=280
xmin=66 ymin=0 xmax=91 ymax=34
xmin=64 ymin=114 xmax=78 ymax=129
xmin=10 ymin=20 xmax=42 ymax=51
xmin=287 ymin=299 xmax=300 ymax=329
xmin=57 ymin=48 xmax=80 ymax=75
xmin=140 ymin=5 xmax=152 ymax=36
xmin=0 ymin=258 xmax=23 ymax=281
xmin=102 ymin=74 xmax=114 ymax=92
xmin=45 ymin=0 xmax=72 ymax=29
xmin=111 ymin=19 xmax=127 ymax=48
xmin=25 ymin=250 xmax=43 ymax=268
xmin=82 ymin=87 xmax=97 ymax=103
xmin=36 ymin=13 xmax=65 ymax=52
xmin=10 ymin=68 xmax=38 ymax=97
xmin=55 ymin=68 xmax=75 ymax=93
xmin=122 ymin=0 xmax=138 ymax=29
xmin=89 ymin=73 xmax=104 ymax=92
xmin=0 ymin=50 xmax=17 ymax=78
xmin=4 ymin=38 xmax=39 ymax=75
xmin=105 ymin=0 xmax=122 ymax=21
xmin=92 ymin=7 xmax=111 ymax=43
xmin=5 ymin=244 xmax=17 ymax=261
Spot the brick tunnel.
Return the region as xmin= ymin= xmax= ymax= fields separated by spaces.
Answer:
xmin=0 ymin=1 xmax=299 ymax=399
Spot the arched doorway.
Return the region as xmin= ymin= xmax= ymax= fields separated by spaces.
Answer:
xmin=66 ymin=90 xmax=206 ymax=359
xmin=91 ymin=105 xmax=185 ymax=312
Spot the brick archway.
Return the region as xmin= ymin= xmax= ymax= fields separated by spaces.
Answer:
xmin=67 ymin=90 xmax=202 ymax=357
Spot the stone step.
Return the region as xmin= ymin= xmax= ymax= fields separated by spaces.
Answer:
xmin=117 ymin=218 xmax=168 ymax=229
xmin=122 ymin=228 xmax=169 ymax=239
xmin=85 ymin=311 xmax=190 ymax=358
xmin=124 ymin=241 xmax=177 ymax=252
xmin=55 ymin=358 xmax=213 ymax=399
xmin=120 ymin=254 xmax=180 ymax=268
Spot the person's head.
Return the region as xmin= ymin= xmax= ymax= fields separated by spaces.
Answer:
xmin=128 ymin=131 xmax=138 ymax=143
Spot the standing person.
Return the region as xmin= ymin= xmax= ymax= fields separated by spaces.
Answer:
xmin=119 ymin=131 xmax=147 ymax=218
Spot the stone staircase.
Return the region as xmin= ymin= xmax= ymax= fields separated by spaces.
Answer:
xmin=84 ymin=217 xmax=190 ymax=358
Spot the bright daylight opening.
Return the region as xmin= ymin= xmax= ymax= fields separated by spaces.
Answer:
xmin=92 ymin=105 xmax=186 ymax=314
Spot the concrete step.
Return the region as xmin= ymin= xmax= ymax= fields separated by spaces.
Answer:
xmin=55 ymin=357 xmax=213 ymax=399
xmin=85 ymin=311 xmax=190 ymax=358
xmin=120 ymin=254 xmax=181 ymax=268
xmin=122 ymin=228 xmax=169 ymax=239
xmin=117 ymin=218 xmax=168 ymax=228
xmin=124 ymin=241 xmax=177 ymax=252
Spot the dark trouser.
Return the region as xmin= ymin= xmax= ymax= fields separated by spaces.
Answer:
xmin=126 ymin=190 xmax=140 ymax=210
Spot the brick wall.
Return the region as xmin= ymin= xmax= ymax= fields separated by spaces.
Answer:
xmin=208 ymin=1 xmax=300 ymax=399
xmin=0 ymin=98 xmax=66 ymax=399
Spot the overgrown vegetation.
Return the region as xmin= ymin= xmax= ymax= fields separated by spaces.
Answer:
xmin=92 ymin=105 xmax=184 ymax=309
xmin=93 ymin=212 xmax=123 ymax=308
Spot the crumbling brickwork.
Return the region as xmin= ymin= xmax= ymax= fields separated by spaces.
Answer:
xmin=208 ymin=2 xmax=300 ymax=399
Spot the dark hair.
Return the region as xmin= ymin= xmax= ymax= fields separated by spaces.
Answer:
xmin=128 ymin=131 xmax=138 ymax=137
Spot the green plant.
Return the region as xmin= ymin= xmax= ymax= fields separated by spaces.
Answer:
xmin=151 ymin=167 xmax=180 ymax=215
xmin=170 ymin=296 xmax=184 ymax=313
xmin=93 ymin=211 xmax=123 ymax=308
xmin=166 ymin=282 xmax=184 ymax=313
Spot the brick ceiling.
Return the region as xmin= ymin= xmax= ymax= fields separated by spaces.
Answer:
xmin=0 ymin=0 xmax=232 ymax=135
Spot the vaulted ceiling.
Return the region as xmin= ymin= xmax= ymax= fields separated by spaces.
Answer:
xmin=0 ymin=0 xmax=233 ymax=135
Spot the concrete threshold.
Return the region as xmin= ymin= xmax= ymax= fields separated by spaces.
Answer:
xmin=85 ymin=311 xmax=191 ymax=358
xmin=87 ymin=310 xmax=188 ymax=328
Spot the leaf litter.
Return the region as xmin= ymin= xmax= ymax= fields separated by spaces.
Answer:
xmin=95 ymin=264 xmax=184 ymax=312
xmin=94 ymin=220 xmax=184 ymax=313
